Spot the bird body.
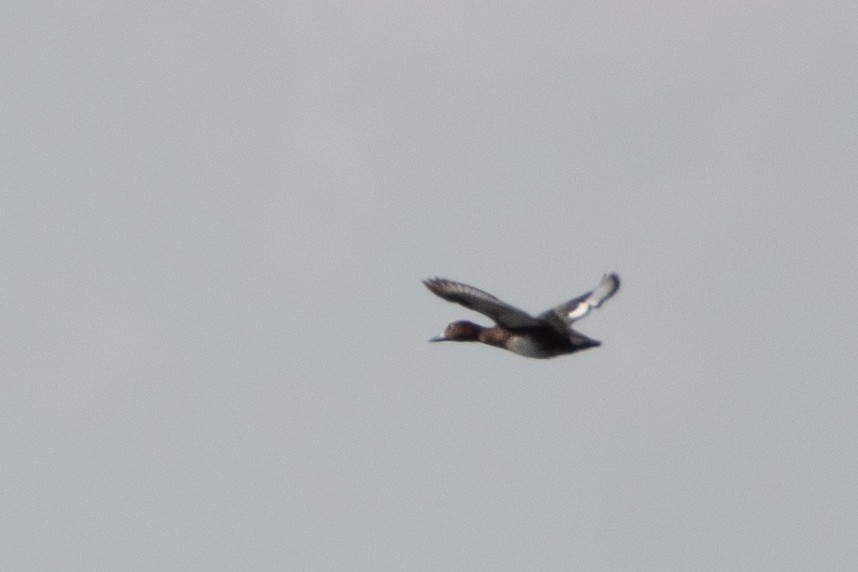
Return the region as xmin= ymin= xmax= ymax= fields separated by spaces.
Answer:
xmin=424 ymin=273 xmax=620 ymax=359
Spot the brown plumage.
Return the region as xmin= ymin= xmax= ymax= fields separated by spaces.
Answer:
xmin=424 ymin=273 xmax=620 ymax=359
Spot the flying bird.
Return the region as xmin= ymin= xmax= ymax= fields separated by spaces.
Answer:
xmin=424 ymin=273 xmax=620 ymax=359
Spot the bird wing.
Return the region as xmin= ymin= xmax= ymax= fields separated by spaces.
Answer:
xmin=540 ymin=273 xmax=620 ymax=326
xmin=423 ymin=278 xmax=542 ymax=328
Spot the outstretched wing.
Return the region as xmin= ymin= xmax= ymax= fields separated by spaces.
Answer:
xmin=540 ymin=273 xmax=620 ymax=326
xmin=423 ymin=278 xmax=542 ymax=328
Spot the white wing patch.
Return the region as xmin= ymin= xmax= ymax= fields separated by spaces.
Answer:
xmin=566 ymin=302 xmax=592 ymax=321
xmin=588 ymin=273 xmax=620 ymax=307
xmin=561 ymin=274 xmax=619 ymax=323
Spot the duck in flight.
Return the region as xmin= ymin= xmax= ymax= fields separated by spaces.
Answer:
xmin=424 ymin=273 xmax=620 ymax=359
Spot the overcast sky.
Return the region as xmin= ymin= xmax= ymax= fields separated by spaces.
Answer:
xmin=4 ymin=2 xmax=858 ymax=570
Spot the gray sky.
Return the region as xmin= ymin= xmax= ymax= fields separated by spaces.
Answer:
xmin=4 ymin=2 xmax=858 ymax=570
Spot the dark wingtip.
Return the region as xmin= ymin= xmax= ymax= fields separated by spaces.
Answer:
xmin=603 ymin=273 xmax=620 ymax=294
xmin=607 ymin=272 xmax=620 ymax=290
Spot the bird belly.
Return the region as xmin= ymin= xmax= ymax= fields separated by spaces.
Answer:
xmin=505 ymin=335 xmax=555 ymax=359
